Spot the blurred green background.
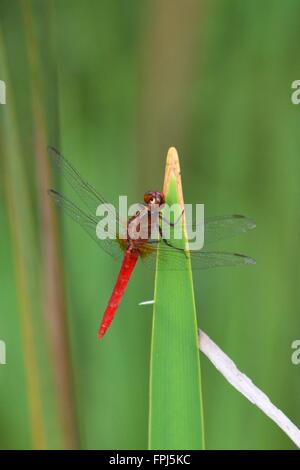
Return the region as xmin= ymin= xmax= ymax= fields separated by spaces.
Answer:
xmin=0 ymin=0 xmax=300 ymax=450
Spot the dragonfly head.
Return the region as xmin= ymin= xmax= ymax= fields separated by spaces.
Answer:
xmin=144 ymin=191 xmax=165 ymax=207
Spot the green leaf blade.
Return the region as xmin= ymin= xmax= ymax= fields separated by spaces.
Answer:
xmin=149 ymin=148 xmax=205 ymax=450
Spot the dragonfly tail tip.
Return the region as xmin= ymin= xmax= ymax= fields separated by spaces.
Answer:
xmin=98 ymin=328 xmax=105 ymax=340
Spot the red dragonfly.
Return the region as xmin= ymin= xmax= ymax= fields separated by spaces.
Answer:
xmin=48 ymin=147 xmax=256 ymax=339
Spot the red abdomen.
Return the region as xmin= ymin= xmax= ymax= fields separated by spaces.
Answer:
xmin=98 ymin=249 xmax=139 ymax=339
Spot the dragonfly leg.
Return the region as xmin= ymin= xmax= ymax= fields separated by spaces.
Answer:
xmin=159 ymin=226 xmax=188 ymax=258
xmin=159 ymin=209 xmax=184 ymax=227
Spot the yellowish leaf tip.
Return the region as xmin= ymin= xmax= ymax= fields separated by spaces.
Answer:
xmin=163 ymin=147 xmax=183 ymax=209
xmin=165 ymin=147 xmax=180 ymax=178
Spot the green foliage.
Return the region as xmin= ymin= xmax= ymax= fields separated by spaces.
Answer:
xmin=149 ymin=150 xmax=204 ymax=449
xmin=0 ymin=0 xmax=299 ymax=450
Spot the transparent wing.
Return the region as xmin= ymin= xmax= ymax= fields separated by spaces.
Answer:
xmin=48 ymin=147 xmax=256 ymax=270
xmin=141 ymin=243 xmax=256 ymax=271
xmin=49 ymin=189 xmax=256 ymax=270
xmin=185 ymin=214 xmax=256 ymax=246
xmin=48 ymin=146 xmax=121 ymax=225
xmin=48 ymin=189 xmax=124 ymax=262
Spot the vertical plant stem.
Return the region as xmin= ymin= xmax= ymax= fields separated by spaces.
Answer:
xmin=0 ymin=30 xmax=46 ymax=449
xmin=20 ymin=0 xmax=79 ymax=448
xmin=138 ymin=0 xmax=200 ymax=186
